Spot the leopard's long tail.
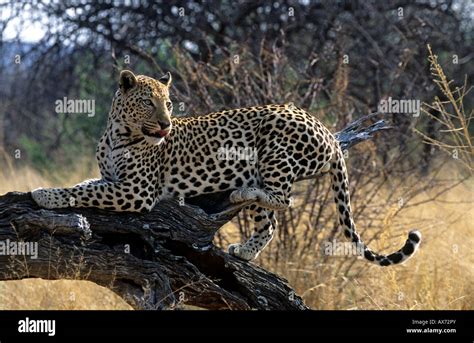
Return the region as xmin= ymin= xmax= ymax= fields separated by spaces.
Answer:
xmin=329 ymin=144 xmax=421 ymax=266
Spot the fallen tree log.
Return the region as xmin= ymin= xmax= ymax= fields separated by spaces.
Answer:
xmin=0 ymin=113 xmax=390 ymax=310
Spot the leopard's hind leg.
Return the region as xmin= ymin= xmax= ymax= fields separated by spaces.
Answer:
xmin=228 ymin=204 xmax=277 ymax=261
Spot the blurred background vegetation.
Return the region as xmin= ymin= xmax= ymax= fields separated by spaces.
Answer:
xmin=0 ymin=0 xmax=472 ymax=310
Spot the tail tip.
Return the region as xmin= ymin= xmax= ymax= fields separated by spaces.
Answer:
xmin=408 ymin=230 xmax=422 ymax=244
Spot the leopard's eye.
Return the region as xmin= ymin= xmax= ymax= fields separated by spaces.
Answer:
xmin=142 ymin=99 xmax=153 ymax=107
xmin=166 ymin=101 xmax=173 ymax=111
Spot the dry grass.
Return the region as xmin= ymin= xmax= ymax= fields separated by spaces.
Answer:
xmin=0 ymin=158 xmax=472 ymax=310
xmin=218 ymin=163 xmax=473 ymax=310
xmin=272 ymin=177 xmax=473 ymax=310
xmin=0 ymin=153 xmax=133 ymax=310
xmin=0 ymin=279 xmax=131 ymax=310
xmin=414 ymin=45 xmax=473 ymax=172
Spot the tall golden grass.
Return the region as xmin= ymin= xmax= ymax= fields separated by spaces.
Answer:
xmin=273 ymin=176 xmax=472 ymax=310
xmin=414 ymin=45 xmax=473 ymax=172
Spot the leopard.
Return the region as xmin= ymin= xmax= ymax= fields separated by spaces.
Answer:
xmin=32 ymin=70 xmax=421 ymax=264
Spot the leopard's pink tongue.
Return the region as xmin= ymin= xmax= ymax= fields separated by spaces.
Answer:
xmin=158 ymin=130 xmax=169 ymax=137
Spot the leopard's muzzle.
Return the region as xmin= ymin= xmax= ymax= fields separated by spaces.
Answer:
xmin=142 ymin=121 xmax=171 ymax=139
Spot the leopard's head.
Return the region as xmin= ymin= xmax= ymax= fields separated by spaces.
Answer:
xmin=115 ymin=70 xmax=173 ymax=145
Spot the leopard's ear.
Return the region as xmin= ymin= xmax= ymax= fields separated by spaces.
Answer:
xmin=158 ymin=72 xmax=172 ymax=87
xmin=119 ymin=70 xmax=138 ymax=93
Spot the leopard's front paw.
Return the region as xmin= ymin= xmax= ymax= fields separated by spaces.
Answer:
xmin=31 ymin=188 xmax=70 ymax=209
xmin=228 ymin=243 xmax=259 ymax=261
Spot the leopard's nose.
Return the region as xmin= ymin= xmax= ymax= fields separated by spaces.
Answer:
xmin=158 ymin=121 xmax=171 ymax=130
